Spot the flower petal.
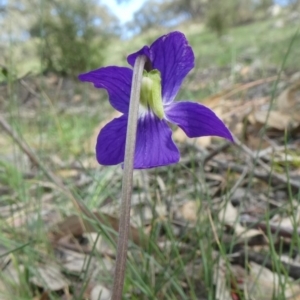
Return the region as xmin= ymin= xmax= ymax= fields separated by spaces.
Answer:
xmin=134 ymin=113 xmax=179 ymax=169
xmin=96 ymin=115 xmax=127 ymax=166
xmin=165 ymin=102 xmax=233 ymax=141
xmin=127 ymin=32 xmax=194 ymax=104
xmin=127 ymin=45 xmax=151 ymax=64
xmin=78 ymin=66 xmax=132 ymax=114
xmin=96 ymin=113 xmax=180 ymax=169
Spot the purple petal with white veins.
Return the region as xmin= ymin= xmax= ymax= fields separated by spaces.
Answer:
xmin=165 ymin=102 xmax=233 ymax=141
xmin=96 ymin=115 xmax=127 ymax=166
xmin=134 ymin=113 xmax=180 ymax=169
xmin=127 ymin=32 xmax=194 ymax=104
xmin=78 ymin=66 xmax=132 ymax=114
xmin=96 ymin=113 xmax=179 ymax=169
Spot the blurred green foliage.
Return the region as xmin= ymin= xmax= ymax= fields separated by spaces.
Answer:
xmin=128 ymin=0 xmax=275 ymax=37
xmin=1 ymin=0 xmax=299 ymax=77
xmin=205 ymin=0 xmax=273 ymax=37
xmin=205 ymin=0 xmax=233 ymax=37
xmin=29 ymin=0 xmax=117 ymax=76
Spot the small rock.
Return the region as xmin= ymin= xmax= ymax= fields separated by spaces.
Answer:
xmin=180 ymin=200 xmax=198 ymax=222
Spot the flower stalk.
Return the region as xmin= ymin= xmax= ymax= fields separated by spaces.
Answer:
xmin=111 ymin=54 xmax=147 ymax=300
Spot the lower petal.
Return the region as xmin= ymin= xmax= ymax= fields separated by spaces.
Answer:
xmin=96 ymin=115 xmax=127 ymax=166
xmin=96 ymin=114 xmax=179 ymax=169
xmin=135 ymin=114 xmax=179 ymax=169
xmin=165 ymin=102 xmax=233 ymax=141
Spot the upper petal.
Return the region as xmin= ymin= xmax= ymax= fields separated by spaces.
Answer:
xmin=127 ymin=32 xmax=194 ymax=104
xmin=96 ymin=115 xmax=127 ymax=166
xmin=164 ymin=102 xmax=233 ymax=141
xmin=78 ymin=66 xmax=132 ymax=114
xmin=127 ymin=45 xmax=151 ymax=65
xmin=134 ymin=113 xmax=180 ymax=169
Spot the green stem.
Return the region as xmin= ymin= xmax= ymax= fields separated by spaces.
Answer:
xmin=111 ymin=55 xmax=147 ymax=300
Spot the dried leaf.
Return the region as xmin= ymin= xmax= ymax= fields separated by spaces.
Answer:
xmin=61 ymin=250 xmax=91 ymax=274
xmin=213 ymin=258 xmax=234 ymax=300
xmin=2 ymin=263 xmax=25 ymax=286
xmin=277 ymin=80 xmax=300 ymax=117
xmin=271 ymin=208 xmax=300 ymax=229
xmin=0 ymin=279 xmax=11 ymax=300
xmin=235 ymin=224 xmax=264 ymax=240
xmin=219 ymin=201 xmax=238 ymax=226
xmin=252 ymin=110 xmax=299 ymax=130
xmin=49 ymin=212 xmax=148 ymax=248
xmin=30 ymin=264 xmax=70 ymax=291
xmin=219 ymin=201 xmax=263 ymax=241
xmin=245 ymin=262 xmax=300 ymax=300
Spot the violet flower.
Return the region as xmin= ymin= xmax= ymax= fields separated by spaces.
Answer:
xmin=79 ymin=31 xmax=233 ymax=169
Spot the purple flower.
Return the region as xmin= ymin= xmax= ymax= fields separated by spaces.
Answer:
xmin=79 ymin=31 xmax=233 ymax=169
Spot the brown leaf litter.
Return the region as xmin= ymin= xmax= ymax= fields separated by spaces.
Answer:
xmin=1 ymin=72 xmax=300 ymax=299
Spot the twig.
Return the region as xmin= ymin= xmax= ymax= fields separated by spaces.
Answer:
xmin=203 ymin=142 xmax=231 ymax=165
xmin=111 ymin=55 xmax=147 ymax=300
xmin=227 ymin=166 xmax=248 ymax=198
xmin=239 ymin=215 xmax=300 ymax=239
xmin=210 ymin=76 xmax=278 ymax=101
xmin=20 ymin=79 xmax=39 ymax=98
xmin=235 ymin=250 xmax=300 ymax=280
xmin=181 ymin=141 xmax=231 ymax=165
xmin=0 ymin=115 xmax=42 ymax=167
xmin=216 ymin=161 xmax=269 ymax=182
xmin=255 ymin=145 xmax=297 ymax=159
xmin=0 ymin=114 xmax=103 ymax=245
xmin=234 ymin=136 xmax=300 ymax=190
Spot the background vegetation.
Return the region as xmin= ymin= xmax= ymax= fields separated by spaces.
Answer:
xmin=1 ymin=0 xmax=300 ymax=299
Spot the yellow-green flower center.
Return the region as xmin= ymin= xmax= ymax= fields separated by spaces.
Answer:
xmin=140 ymin=69 xmax=164 ymax=119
